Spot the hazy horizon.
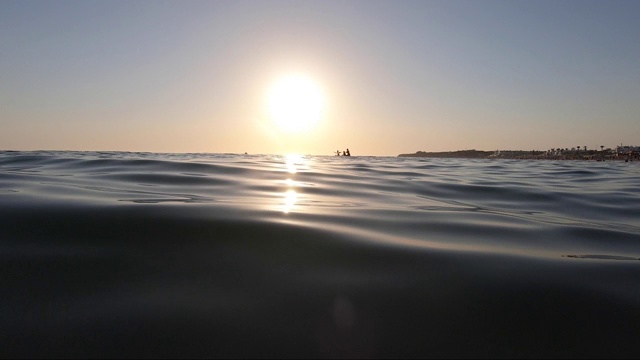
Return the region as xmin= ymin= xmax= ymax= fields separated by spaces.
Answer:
xmin=2 ymin=0 xmax=639 ymax=156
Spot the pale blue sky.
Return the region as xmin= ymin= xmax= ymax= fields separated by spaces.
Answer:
xmin=1 ymin=0 xmax=639 ymax=155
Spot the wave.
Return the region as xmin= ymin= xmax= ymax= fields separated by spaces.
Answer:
xmin=1 ymin=151 xmax=640 ymax=357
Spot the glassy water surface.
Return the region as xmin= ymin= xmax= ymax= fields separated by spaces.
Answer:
xmin=2 ymin=151 xmax=639 ymax=357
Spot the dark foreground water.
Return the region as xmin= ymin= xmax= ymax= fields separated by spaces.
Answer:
xmin=2 ymin=151 xmax=640 ymax=358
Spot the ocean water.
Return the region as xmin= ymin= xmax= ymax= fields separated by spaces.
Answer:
xmin=1 ymin=150 xmax=640 ymax=358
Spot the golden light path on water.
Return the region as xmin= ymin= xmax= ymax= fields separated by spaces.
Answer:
xmin=281 ymin=154 xmax=303 ymax=214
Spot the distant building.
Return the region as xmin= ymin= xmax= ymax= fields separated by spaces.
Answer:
xmin=617 ymin=145 xmax=640 ymax=156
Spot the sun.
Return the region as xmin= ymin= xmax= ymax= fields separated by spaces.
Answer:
xmin=267 ymin=74 xmax=324 ymax=133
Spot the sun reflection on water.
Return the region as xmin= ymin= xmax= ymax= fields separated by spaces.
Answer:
xmin=283 ymin=188 xmax=297 ymax=214
xmin=280 ymin=154 xmax=306 ymax=214
xmin=286 ymin=153 xmax=303 ymax=174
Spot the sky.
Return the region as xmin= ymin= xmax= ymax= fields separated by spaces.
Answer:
xmin=1 ymin=0 xmax=639 ymax=156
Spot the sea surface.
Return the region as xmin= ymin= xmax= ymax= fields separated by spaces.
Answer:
xmin=1 ymin=151 xmax=640 ymax=358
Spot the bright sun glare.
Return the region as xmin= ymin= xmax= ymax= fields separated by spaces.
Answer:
xmin=268 ymin=74 xmax=324 ymax=133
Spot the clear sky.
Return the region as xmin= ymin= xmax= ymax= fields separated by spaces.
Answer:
xmin=2 ymin=0 xmax=639 ymax=156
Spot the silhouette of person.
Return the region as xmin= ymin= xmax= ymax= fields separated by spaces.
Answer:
xmin=336 ymin=150 xmax=341 ymax=156
xmin=345 ymin=148 xmax=351 ymax=156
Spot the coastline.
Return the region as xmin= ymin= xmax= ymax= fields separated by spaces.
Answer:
xmin=398 ymin=149 xmax=639 ymax=161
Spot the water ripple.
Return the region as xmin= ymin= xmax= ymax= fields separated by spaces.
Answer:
xmin=2 ymin=151 xmax=640 ymax=357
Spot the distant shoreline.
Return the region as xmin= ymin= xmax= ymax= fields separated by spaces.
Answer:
xmin=398 ymin=150 xmax=638 ymax=161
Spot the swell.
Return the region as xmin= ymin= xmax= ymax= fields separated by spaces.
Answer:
xmin=2 ymin=152 xmax=640 ymax=258
xmin=2 ymin=152 xmax=640 ymax=357
xmin=2 ymin=205 xmax=640 ymax=358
